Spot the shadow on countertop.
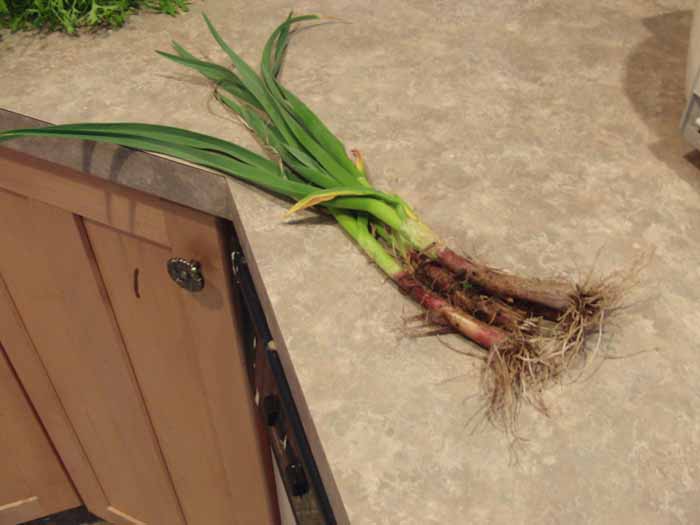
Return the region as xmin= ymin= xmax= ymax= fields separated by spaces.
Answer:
xmin=623 ymin=9 xmax=700 ymax=191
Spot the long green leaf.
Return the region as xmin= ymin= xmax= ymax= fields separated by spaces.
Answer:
xmin=209 ymin=95 xmax=306 ymax=183
xmin=158 ymin=50 xmax=263 ymax=110
xmin=260 ymin=14 xmax=318 ymax=102
xmin=169 ymin=42 xmax=264 ymax=111
xmin=202 ymin=13 xmax=298 ymax=148
xmin=17 ymin=122 xmax=277 ymax=172
xmin=281 ymin=143 xmax=324 ymax=172
xmin=284 ymin=158 xmax=336 ymax=188
xmin=326 ymin=197 xmax=403 ymax=230
xmin=0 ymin=127 xmax=314 ymax=200
xmin=217 ymin=90 xmax=340 ymax=189
xmin=260 ymin=16 xmax=362 ymax=179
xmin=216 ymin=92 xmax=282 ymax=146
xmin=159 ymin=49 xmax=232 ymax=84
xmin=274 ymin=103 xmax=361 ymax=186
xmin=271 ymin=12 xmax=293 ymax=77
xmin=332 ymin=210 xmax=403 ymax=276
xmin=281 ymin=87 xmax=365 ymax=180
xmin=286 ymin=187 xmax=397 ymax=215
xmin=258 ymin=17 xmax=361 ymax=188
xmin=216 ymin=92 xmax=308 ymax=181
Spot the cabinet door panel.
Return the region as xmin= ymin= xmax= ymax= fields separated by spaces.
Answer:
xmin=0 ymin=273 xmax=109 ymax=516
xmin=84 ymin=210 xmax=276 ymax=525
xmin=0 ymin=189 xmax=186 ymax=525
xmin=0 ymin=344 xmax=80 ymax=525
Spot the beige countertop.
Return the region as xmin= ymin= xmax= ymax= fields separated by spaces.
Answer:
xmin=2 ymin=1 xmax=699 ymax=523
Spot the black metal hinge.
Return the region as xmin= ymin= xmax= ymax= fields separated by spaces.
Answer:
xmin=230 ymin=240 xmax=336 ymax=525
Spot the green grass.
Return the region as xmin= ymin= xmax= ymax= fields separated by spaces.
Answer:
xmin=0 ymin=0 xmax=187 ymax=34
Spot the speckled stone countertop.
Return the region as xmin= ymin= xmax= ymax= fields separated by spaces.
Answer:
xmin=2 ymin=1 xmax=700 ymax=523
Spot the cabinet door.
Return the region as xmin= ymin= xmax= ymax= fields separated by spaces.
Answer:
xmin=83 ymin=215 xmax=277 ymax=525
xmin=0 ymin=189 xmax=187 ymax=525
xmin=0 ymin=343 xmax=80 ymax=525
xmin=0 ymin=147 xmax=277 ymax=525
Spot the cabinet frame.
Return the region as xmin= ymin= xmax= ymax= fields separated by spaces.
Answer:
xmin=0 ymin=146 xmax=278 ymax=525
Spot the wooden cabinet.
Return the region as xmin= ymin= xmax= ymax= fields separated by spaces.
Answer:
xmin=0 ymin=148 xmax=277 ymax=525
xmin=0 ymin=343 xmax=80 ymax=525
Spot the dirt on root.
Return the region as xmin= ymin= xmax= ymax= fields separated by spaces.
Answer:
xmin=409 ymin=250 xmax=644 ymax=436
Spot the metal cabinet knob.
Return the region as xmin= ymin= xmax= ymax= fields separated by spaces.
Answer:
xmin=166 ymin=258 xmax=204 ymax=292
